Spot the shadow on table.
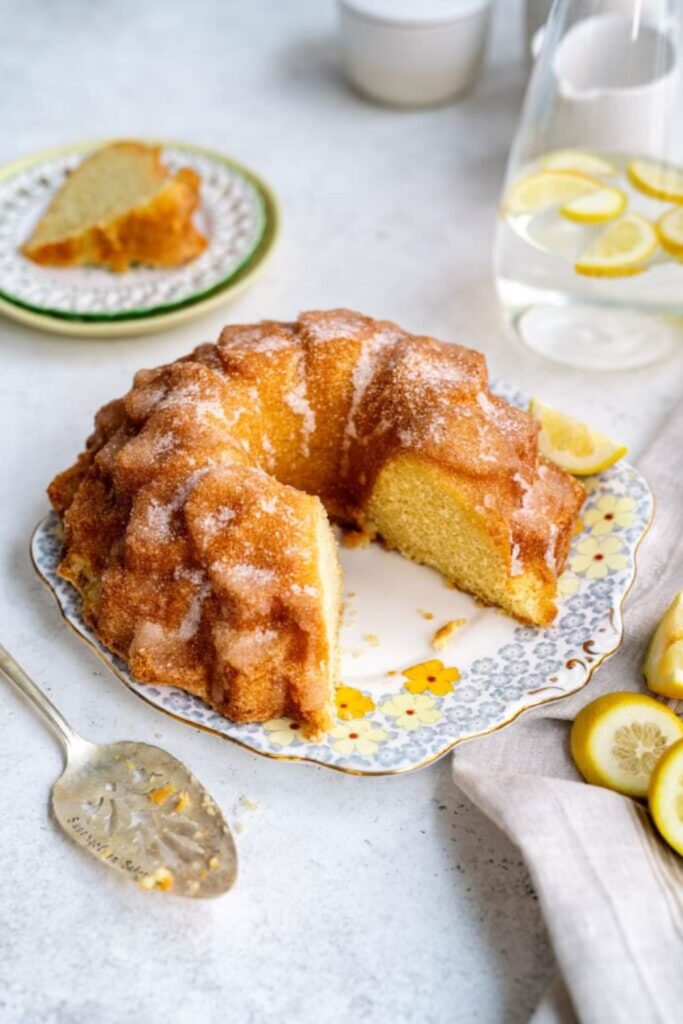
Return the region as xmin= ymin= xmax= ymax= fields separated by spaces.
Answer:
xmin=431 ymin=756 xmax=555 ymax=1023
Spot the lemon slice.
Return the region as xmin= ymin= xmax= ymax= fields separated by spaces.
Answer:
xmin=561 ymin=186 xmax=626 ymax=223
xmin=649 ymin=739 xmax=683 ymax=856
xmin=503 ymin=170 xmax=600 ymax=217
xmin=644 ymin=592 xmax=683 ymax=699
xmin=529 ymin=398 xmax=627 ymax=476
xmin=543 ymin=149 xmax=616 ymax=177
xmin=571 ymin=692 xmax=683 ymax=798
xmin=657 ymin=206 xmax=683 ymax=258
xmin=628 ymin=158 xmax=683 ymax=202
xmin=575 ymin=213 xmax=658 ymax=277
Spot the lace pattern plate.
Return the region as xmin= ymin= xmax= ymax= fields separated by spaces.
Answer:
xmin=0 ymin=141 xmax=269 ymax=320
xmin=31 ymin=383 xmax=653 ymax=776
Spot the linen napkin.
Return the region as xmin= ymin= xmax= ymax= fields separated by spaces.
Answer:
xmin=452 ymin=400 xmax=683 ymax=1024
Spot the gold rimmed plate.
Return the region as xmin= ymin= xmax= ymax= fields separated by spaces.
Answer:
xmin=31 ymin=383 xmax=653 ymax=775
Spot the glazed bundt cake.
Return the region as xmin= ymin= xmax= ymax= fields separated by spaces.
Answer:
xmin=49 ymin=309 xmax=585 ymax=736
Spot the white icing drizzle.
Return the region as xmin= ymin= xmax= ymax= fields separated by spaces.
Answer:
xmin=345 ymin=327 xmax=399 ymax=444
xmin=545 ymin=523 xmax=559 ymax=573
xmin=197 ymin=506 xmax=236 ymax=538
xmin=159 ymin=380 xmax=227 ymax=425
xmin=285 ymin=352 xmax=316 ymax=456
xmin=510 ymin=542 xmax=524 ymax=577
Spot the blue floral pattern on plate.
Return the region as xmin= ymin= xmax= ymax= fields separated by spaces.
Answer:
xmin=31 ymin=383 xmax=652 ymax=775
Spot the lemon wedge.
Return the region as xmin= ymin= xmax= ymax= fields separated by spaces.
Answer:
xmin=575 ymin=213 xmax=658 ymax=277
xmin=649 ymin=738 xmax=683 ymax=856
xmin=543 ymin=149 xmax=616 ymax=177
xmin=571 ymin=692 xmax=683 ymax=798
xmin=529 ymin=398 xmax=627 ymax=476
xmin=561 ymin=186 xmax=626 ymax=223
xmin=657 ymin=205 xmax=683 ymax=258
xmin=644 ymin=592 xmax=683 ymax=699
xmin=628 ymin=158 xmax=683 ymax=202
xmin=503 ymin=170 xmax=600 ymax=217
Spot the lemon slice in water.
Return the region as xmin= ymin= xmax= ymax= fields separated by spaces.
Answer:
xmin=561 ymin=186 xmax=626 ymax=223
xmin=543 ymin=149 xmax=616 ymax=177
xmin=529 ymin=398 xmax=627 ymax=476
xmin=571 ymin=692 xmax=683 ymax=798
xmin=503 ymin=170 xmax=600 ymax=217
xmin=575 ymin=213 xmax=657 ymax=277
xmin=628 ymin=158 xmax=683 ymax=202
xmin=649 ymin=739 xmax=683 ymax=856
xmin=644 ymin=592 xmax=683 ymax=700
xmin=657 ymin=206 xmax=683 ymax=258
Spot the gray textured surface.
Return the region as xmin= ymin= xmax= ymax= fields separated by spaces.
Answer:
xmin=1 ymin=1 xmax=682 ymax=1022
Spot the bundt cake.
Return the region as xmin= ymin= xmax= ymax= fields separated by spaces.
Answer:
xmin=48 ymin=309 xmax=585 ymax=736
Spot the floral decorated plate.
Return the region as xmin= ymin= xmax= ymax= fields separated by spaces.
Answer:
xmin=31 ymin=385 xmax=652 ymax=776
xmin=0 ymin=139 xmax=276 ymax=323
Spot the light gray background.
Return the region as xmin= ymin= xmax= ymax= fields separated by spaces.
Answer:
xmin=2 ymin=2 xmax=682 ymax=1022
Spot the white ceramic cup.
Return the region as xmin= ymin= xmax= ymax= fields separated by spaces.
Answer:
xmin=338 ymin=0 xmax=493 ymax=108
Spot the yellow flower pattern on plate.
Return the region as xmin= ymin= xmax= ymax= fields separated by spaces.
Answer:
xmin=329 ymin=719 xmax=388 ymax=756
xmin=335 ymin=685 xmax=375 ymax=721
xmin=584 ymin=495 xmax=636 ymax=536
xmin=556 ymin=572 xmax=579 ymax=599
xmin=402 ymin=659 xmax=460 ymax=696
xmin=381 ymin=692 xmax=442 ymax=730
xmin=571 ymin=536 xmax=628 ymax=579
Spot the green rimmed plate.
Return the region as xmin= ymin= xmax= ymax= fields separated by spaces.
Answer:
xmin=0 ymin=139 xmax=279 ymax=334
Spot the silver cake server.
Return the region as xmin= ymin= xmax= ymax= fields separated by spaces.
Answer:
xmin=0 ymin=643 xmax=237 ymax=897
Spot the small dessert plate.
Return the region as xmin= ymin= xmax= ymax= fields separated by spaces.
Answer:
xmin=31 ymin=384 xmax=653 ymax=776
xmin=0 ymin=139 xmax=277 ymax=325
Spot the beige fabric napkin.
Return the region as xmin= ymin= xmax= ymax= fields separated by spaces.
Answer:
xmin=452 ymin=401 xmax=683 ymax=1024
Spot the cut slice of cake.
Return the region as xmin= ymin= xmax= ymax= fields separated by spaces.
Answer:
xmin=23 ymin=140 xmax=207 ymax=272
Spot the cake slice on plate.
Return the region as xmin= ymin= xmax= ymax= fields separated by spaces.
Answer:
xmin=23 ymin=140 xmax=207 ymax=272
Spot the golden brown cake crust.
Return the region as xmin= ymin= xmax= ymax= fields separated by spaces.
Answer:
xmin=23 ymin=142 xmax=207 ymax=273
xmin=49 ymin=310 xmax=585 ymax=732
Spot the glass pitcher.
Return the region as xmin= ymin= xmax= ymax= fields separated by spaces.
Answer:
xmin=494 ymin=0 xmax=683 ymax=370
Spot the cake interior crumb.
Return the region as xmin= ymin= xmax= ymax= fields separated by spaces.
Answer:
xmin=432 ymin=618 xmax=467 ymax=650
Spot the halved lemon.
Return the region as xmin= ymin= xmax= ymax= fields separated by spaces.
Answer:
xmin=561 ymin=186 xmax=626 ymax=223
xmin=575 ymin=213 xmax=658 ymax=277
xmin=571 ymin=692 xmax=683 ymax=798
xmin=649 ymin=738 xmax=683 ymax=856
xmin=543 ymin=149 xmax=616 ymax=177
xmin=628 ymin=158 xmax=683 ymax=203
xmin=529 ymin=398 xmax=627 ymax=476
xmin=503 ymin=170 xmax=600 ymax=217
xmin=657 ymin=205 xmax=683 ymax=258
xmin=644 ymin=592 xmax=683 ymax=699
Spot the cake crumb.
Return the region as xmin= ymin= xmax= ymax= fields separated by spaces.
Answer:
xmin=240 ymin=794 xmax=259 ymax=812
xmin=139 ymin=867 xmax=174 ymax=892
xmin=432 ymin=618 xmax=467 ymax=650
xmin=174 ymin=791 xmax=191 ymax=813
xmin=418 ymin=609 xmax=434 ymax=621
xmin=148 ymin=784 xmax=177 ymax=805
xmin=340 ymin=527 xmax=371 ymax=549
xmin=386 ymin=670 xmax=398 ymax=677
xmin=363 ymin=633 xmax=380 ymax=647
